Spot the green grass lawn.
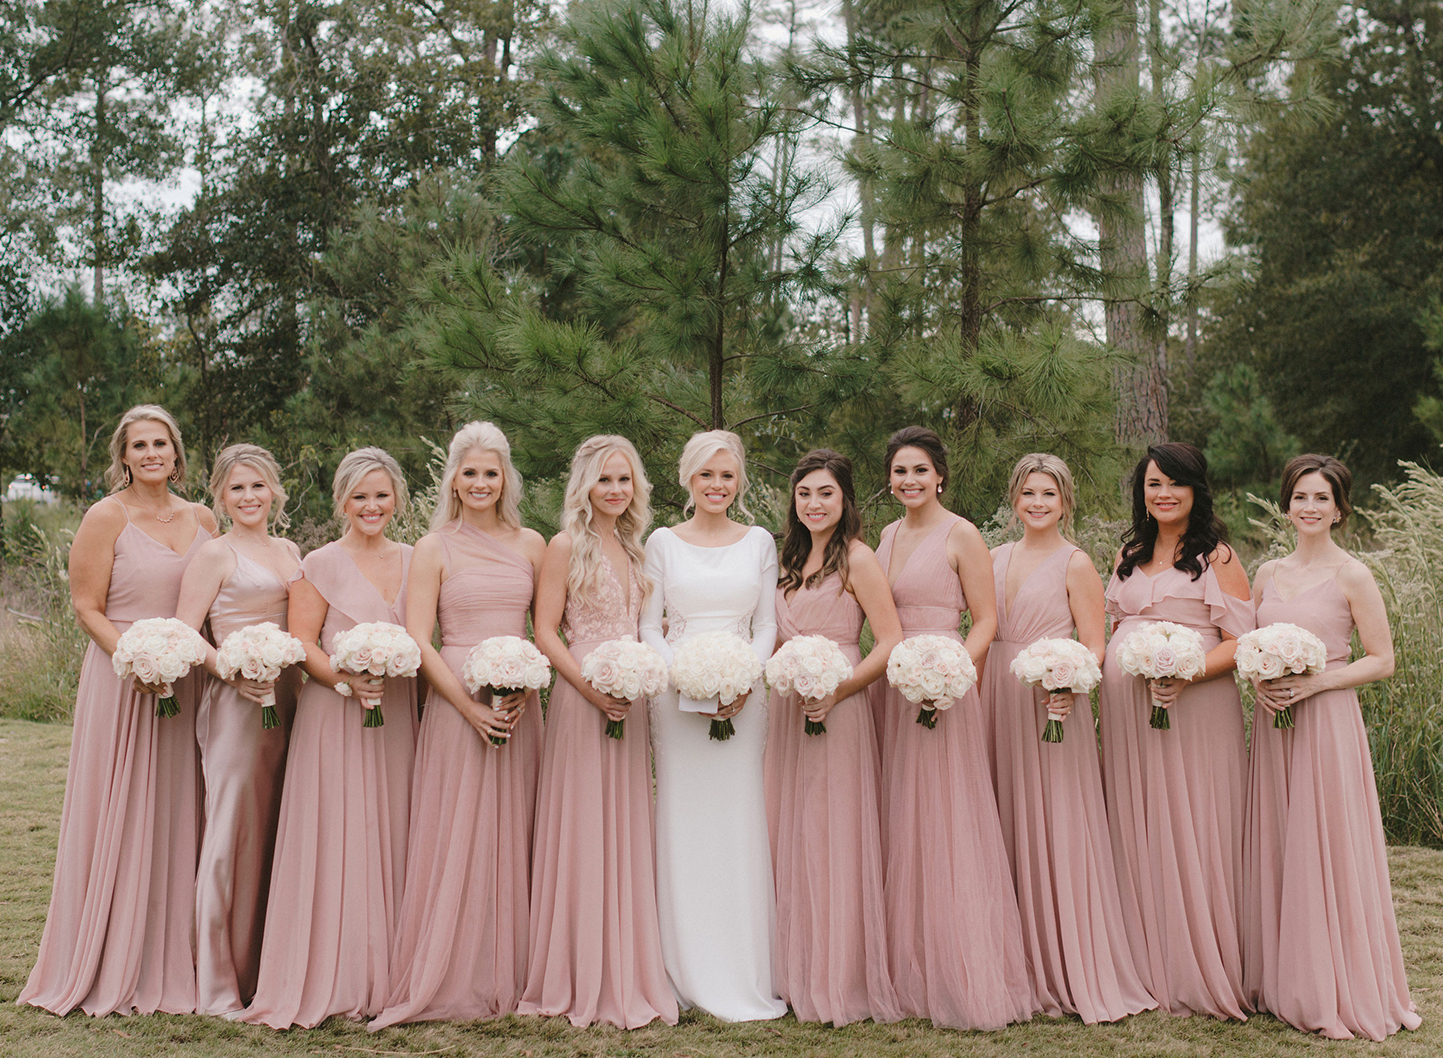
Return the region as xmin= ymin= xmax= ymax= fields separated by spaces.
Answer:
xmin=1 ymin=717 xmax=1439 ymax=1057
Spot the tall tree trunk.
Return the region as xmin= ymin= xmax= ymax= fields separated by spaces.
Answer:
xmin=91 ymin=74 xmax=107 ymax=306
xmin=1184 ymin=143 xmax=1200 ymax=372
xmin=841 ymin=0 xmax=874 ymax=336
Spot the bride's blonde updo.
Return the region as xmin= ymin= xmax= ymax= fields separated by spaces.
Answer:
xmin=562 ymin=435 xmax=653 ymax=606
xmin=678 ymin=429 xmax=751 ymax=521
xmin=431 ymin=421 xmax=523 ymax=531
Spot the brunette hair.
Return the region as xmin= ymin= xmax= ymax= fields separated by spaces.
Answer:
xmin=1006 ymin=453 xmax=1076 ymax=534
xmin=105 ymin=404 xmax=187 ymax=492
xmin=209 ymin=443 xmax=290 ymax=531
xmin=561 ymin=435 xmax=653 ymax=605
xmin=779 ymin=449 xmax=862 ymax=594
xmin=1116 ymin=442 xmax=1228 ymax=581
xmin=1280 ymin=454 xmax=1353 ymax=526
xmin=884 ymin=425 xmax=949 ymax=496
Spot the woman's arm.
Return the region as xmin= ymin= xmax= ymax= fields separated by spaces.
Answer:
xmin=638 ymin=533 xmax=672 ymax=663
xmin=949 ymin=519 xmax=997 ymax=674
xmin=749 ymin=530 xmax=779 ymax=664
xmin=534 ymin=534 xmax=630 ymax=721
xmin=68 ymin=498 xmax=125 ymax=655
xmin=800 ymin=542 xmax=903 ymax=725
xmin=174 ymin=538 xmax=233 ymax=678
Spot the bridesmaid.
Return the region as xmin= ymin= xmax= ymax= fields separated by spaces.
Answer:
xmin=244 ymin=447 xmax=419 ymax=1029
xmin=872 ymin=426 xmax=1035 ymax=1030
xmin=371 ymin=422 xmax=546 ymax=1029
xmin=1098 ymin=442 xmax=1253 ymax=1019
xmin=763 ymin=449 xmax=902 ymax=1026
xmin=175 ymin=444 xmax=302 ymax=1016
xmin=518 ymin=435 xmax=677 ymax=1028
xmin=981 ymin=453 xmax=1155 ymax=1023
xmin=1242 ymin=454 xmax=1420 ymax=1039
xmin=19 ymin=405 xmax=214 ymax=1016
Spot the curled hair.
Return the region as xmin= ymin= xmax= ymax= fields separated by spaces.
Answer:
xmin=562 ymin=435 xmax=654 ymax=606
xmin=678 ymin=430 xmax=751 ymax=521
xmin=884 ymin=425 xmax=949 ymax=496
xmin=1280 ymin=453 xmax=1353 ymax=526
xmin=1116 ymin=442 xmax=1228 ymax=581
xmin=1006 ymin=453 xmax=1076 ymax=536
xmin=779 ymin=449 xmax=862 ymax=594
xmin=209 ymin=443 xmax=290 ymax=532
xmin=430 ymin=421 xmax=523 ymax=531
xmin=331 ymin=447 xmax=408 ymax=523
xmin=106 ymin=404 xmax=187 ymax=493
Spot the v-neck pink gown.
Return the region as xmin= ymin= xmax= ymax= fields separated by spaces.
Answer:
xmin=371 ymin=522 xmax=543 ymax=1028
xmin=1242 ymin=572 xmax=1420 ymax=1040
xmin=763 ymin=573 xmax=898 ymax=1026
xmin=243 ymin=541 xmax=418 ymax=1029
xmin=20 ymin=515 xmax=208 ymax=1016
xmin=873 ymin=515 xmax=1036 ymax=1030
xmin=518 ymin=558 xmax=676 ymax=1028
xmin=981 ymin=543 xmax=1154 ymax=1023
xmin=1100 ymin=561 xmax=1254 ymax=1019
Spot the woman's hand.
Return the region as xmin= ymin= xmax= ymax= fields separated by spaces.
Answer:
xmin=707 ymin=688 xmax=750 ymax=720
xmin=459 ymin=698 xmax=517 ymax=743
xmin=1147 ymin=676 xmax=1188 ymax=710
xmin=350 ymin=673 xmax=386 ymax=702
xmin=1043 ymin=690 xmax=1076 ymax=720
xmin=584 ymin=687 xmax=632 ymax=722
xmin=133 ymin=677 xmax=167 ymax=697
xmin=802 ymin=692 xmax=839 ymax=725
xmin=227 ymin=676 xmax=276 ymax=706
xmin=1257 ymin=672 xmax=1326 ymax=713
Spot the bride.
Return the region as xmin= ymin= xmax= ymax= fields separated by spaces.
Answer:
xmin=640 ymin=430 xmax=787 ymax=1022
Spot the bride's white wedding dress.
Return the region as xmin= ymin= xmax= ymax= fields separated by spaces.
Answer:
xmin=640 ymin=525 xmax=787 ymax=1022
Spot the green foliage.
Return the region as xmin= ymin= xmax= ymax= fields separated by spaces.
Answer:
xmin=0 ymin=501 xmax=86 ymax=722
xmin=1200 ymin=364 xmax=1299 ymax=488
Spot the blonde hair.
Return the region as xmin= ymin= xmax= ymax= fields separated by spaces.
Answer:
xmin=430 ymin=421 xmax=523 ymax=531
xmin=562 ymin=436 xmax=653 ymax=606
xmin=105 ymin=404 xmax=187 ymax=493
xmin=331 ymin=447 xmax=408 ymax=522
xmin=678 ymin=429 xmax=751 ymax=521
xmin=209 ymin=443 xmax=290 ymax=531
xmin=1006 ymin=452 xmax=1077 ymax=533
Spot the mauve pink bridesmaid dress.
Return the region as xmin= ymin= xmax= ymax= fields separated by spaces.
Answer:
xmin=371 ymin=522 xmax=542 ymax=1028
xmin=1099 ymin=561 xmax=1254 ymax=1019
xmin=19 ymin=511 xmax=208 ymax=1016
xmin=1242 ymin=571 xmax=1420 ymax=1040
xmin=873 ymin=514 xmax=1036 ymax=1030
xmin=763 ymin=574 xmax=899 ymax=1026
xmin=981 ymin=542 xmax=1155 ymax=1023
xmin=242 ymin=541 xmax=418 ymax=1029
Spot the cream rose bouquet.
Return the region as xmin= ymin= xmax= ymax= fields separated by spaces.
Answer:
xmin=1233 ymin=622 xmax=1327 ymax=729
xmin=329 ymin=621 xmax=423 ymax=728
xmin=579 ymin=637 xmax=668 ymax=740
xmin=1114 ymin=620 xmax=1206 ymax=730
xmin=462 ymin=635 xmax=552 ymax=745
xmin=886 ymin=634 xmax=978 ymax=729
xmin=215 ymin=622 xmax=307 ymax=729
xmin=1009 ymin=637 xmax=1103 ymax=743
xmin=669 ymin=630 xmax=764 ymax=742
xmin=765 ymin=635 xmax=853 ymax=736
xmin=112 ymin=617 xmax=208 ymax=717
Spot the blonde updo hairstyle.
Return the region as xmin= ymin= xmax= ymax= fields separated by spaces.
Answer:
xmin=331 ymin=447 xmax=408 ymax=523
xmin=678 ymin=429 xmax=751 ymax=521
xmin=105 ymin=404 xmax=187 ymax=492
xmin=562 ymin=435 xmax=654 ymax=606
xmin=1006 ymin=452 xmax=1077 ymax=535
xmin=430 ymin=421 xmax=523 ymax=532
xmin=209 ymin=443 xmax=290 ymax=531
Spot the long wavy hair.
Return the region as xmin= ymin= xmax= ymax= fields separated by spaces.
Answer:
xmin=209 ymin=443 xmax=290 ymax=532
xmin=561 ymin=435 xmax=653 ymax=606
xmin=1116 ymin=442 xmax=1228 ymax=581
xmin=779 ymin=449 xmax=862 ymax=594
xmin=105 ymin=404 xmax=187 ymax=492
xmin=430 ymin=421 xmax=523 ymax=531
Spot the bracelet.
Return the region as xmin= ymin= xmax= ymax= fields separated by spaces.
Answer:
xmin=334 ymin=681 xmax=354 ymax=698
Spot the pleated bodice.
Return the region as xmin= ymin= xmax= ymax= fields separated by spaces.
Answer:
xmin=878 ymin=518 xmax=964 ymax=636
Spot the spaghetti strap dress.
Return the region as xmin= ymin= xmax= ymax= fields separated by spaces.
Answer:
xmin=19 ymin=513 xmax=208 ymax=1016
xmin=242 ymin=541 xmax=418 ymax=1029
xmin=872 ymin=515 xmax=1035 ymax=1029
xmin=1242 ymin=571 xmax=1420 ymax=1040
xmin=371 ymin=521 xmax=543 ymax=1028
xmin=1099 ymin=561 xmax=1254 ymax=1019
xmin=981 ymin=542 xmax=1154 ymax=1023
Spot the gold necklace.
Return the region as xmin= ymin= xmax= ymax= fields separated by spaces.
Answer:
xmin=130 ymin=493 xmax=177 ymax=523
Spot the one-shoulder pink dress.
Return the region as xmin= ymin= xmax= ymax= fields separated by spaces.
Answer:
xmin=1242 ymin=571 xmax=1420 ymax=1040
xmin=981 ymin=543 xmax=1154 ymax=1023
xmin=19 ymin=513 xmax=208 ymax=1016
xmin=873 ymin=515 xmax=1035 ymax=1029
xmin=371 ymin=522 xmax=542 ymax=1028
xmin=518 ymin=558 xmax=676 ymax=1028
xmin=243 ymin=541 xmax=418 ymax=1029
xmin=763 ymin=573 xmax=898 ymax=1026
xmin=1100 ymin=561 xmax=1254 ymax=1019
xmin=195 ymin=543 xmax=301 ymax=1015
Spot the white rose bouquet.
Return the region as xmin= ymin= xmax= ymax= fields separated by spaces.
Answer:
xmin=329 ymin=621 xmax=423 ymax=728
xmin=462 ymin=635 xmax=552 ymax=745
xmin=669 ymin=630 xmax=764 ymax=742
xmin=215 ymin=622 xmax=308 ymax=729
xmin=765 ymin=635 xmax=853 ymax=736
xmin=1114 ymin=620 xmax=1207 ymax=730
xmin=1009 ymin=637 xmax=1103 ymax=743
xmin=579 ymin=637 xmax=668 ymax=740
xmin=886 ymin=634 xmax=978 ymax=729
xmin=112 ymin=617 xmax=208 ymax=717
xmin=1233 ymin=622 xmax=1327 ymax=729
